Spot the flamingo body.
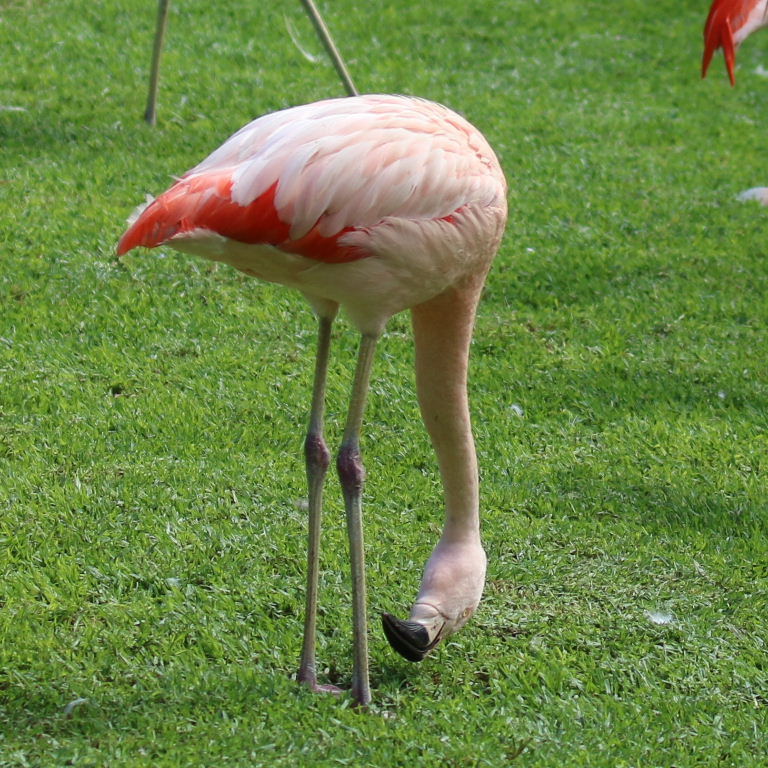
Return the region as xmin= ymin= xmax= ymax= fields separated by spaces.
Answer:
xmin=118 ymin=94 xmax=508 ymax=705
xmin=118 ymin=95 xmax=506 ymax=333
xmin=702 ymin=0 xmax=768 ymax=84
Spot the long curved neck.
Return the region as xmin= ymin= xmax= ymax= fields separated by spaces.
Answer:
xmin=410 ymin=279 xmax=486 ymax=544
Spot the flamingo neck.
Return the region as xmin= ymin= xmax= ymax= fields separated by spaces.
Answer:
xmin=411 ymin=280 xmax=485 ymax=543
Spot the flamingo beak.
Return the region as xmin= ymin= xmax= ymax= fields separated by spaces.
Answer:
xmin=703 ymin=11 xmax=737 ymax=86
xmin=381 ymin=612 xmax=446 ymax=662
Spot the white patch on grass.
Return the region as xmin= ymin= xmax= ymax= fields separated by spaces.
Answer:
xmin=63 ymin=698 xmax=88 ymax=716
xmin=737 ymin=187 xmax=768 ymax=205
xmin=646 ymin=610 xmax=675 ymax=626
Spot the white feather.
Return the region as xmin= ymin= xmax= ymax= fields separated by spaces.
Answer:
xmin=126 ymin=194 xmax=155 ymax=226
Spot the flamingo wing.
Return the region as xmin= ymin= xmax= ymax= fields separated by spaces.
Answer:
xmin=117 ymin=96 xmax=505 ymax=265
xmin=703 ymin=0 xmax=768 ymax=85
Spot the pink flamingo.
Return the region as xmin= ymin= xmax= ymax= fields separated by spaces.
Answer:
xmin=702 ymin=0 xmax=768 ymax=85
xmin=703 ymin=0 xmax=768 ymax=203
xmin=117 ymin=94 xmax=508 ymax=706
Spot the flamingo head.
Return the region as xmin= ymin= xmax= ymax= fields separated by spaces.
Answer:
xmin=702 ymin=0 xmax=768 ymax=86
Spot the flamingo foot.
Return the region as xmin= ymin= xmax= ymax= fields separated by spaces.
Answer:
xmin=298 ymin=671 xmax=344 ymax=696
xmin=381 ymin=612 xmax=445 ymax=662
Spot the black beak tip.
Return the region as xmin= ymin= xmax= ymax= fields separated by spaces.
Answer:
xmin=381 ymin=612 xmax=437 ymax=663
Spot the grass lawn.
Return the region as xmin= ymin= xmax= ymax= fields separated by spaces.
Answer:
xmin=1 ymin=0 xmax=767 ymax=764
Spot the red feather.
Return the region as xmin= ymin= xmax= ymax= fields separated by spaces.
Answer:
xmin=116 ymin=173 xmax=367 ymax=264
xmin=702 ymin=0 xmax=766 ymax=85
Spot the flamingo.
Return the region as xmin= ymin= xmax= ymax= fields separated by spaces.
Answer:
xmin=703 ymin=0 xmax=768 ymax=203
xmin=702 ymin=0 xmax=768 ymax=85
xmin=117 ymin=94 xmax=508 ymax=706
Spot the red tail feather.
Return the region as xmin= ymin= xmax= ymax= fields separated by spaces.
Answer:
xmin=702 ymin=0 xmax=767 ymax=86
xmin=703 ymin=0 xmax=738 ymax=84
xmin=117 ymin=174 xmax=367 ymax=264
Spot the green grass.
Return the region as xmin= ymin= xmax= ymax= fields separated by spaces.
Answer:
xmin=1 ymin=0 xmax=767 ymax=764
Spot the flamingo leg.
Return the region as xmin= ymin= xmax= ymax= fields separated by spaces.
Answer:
xmin=144 ymin=0 xmax=171 ymax=126
xmin=298 ymin=315 xmax=341 ymax=694
xmin=337 ymin=333 xmax=379 ymax=707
